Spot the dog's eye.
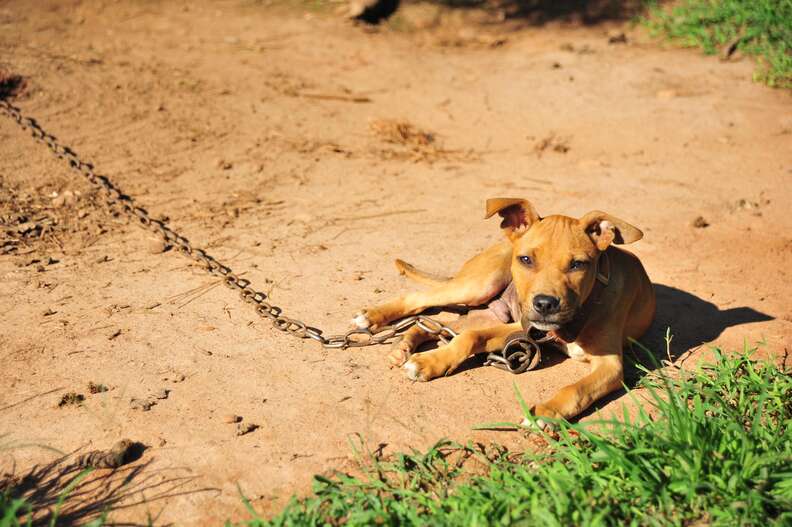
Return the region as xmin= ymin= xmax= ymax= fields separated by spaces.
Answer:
xmin=569 ymin=259 xmax=588 ymax=271
xmin=518 ymin=255 xmax=533 ymax=267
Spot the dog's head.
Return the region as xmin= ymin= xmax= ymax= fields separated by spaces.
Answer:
xmin=485 ymin=198 xmax=643 ymax=331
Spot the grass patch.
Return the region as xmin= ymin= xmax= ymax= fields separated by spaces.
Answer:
xmin=237 ymin=346 xmax=792 ymax=526
xmin=643 ymin=0 xmax=792 ymax=88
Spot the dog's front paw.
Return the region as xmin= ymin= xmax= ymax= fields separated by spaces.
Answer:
xmin=403 ymin=349 xmax=456 ymax=382
xmin=351 ymin=308 xmax=388 ymax=331
xmin=351 ymin=310 xmax=371 ymax=329
xmin=521 ymin=404 xmax=563 ymax=431
xmin=403 ymin=353 xmax=440 ymax=382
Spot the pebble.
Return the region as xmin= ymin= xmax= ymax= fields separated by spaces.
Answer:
xmin=130 ymin=398 xmax=155 ymax=411
xmin=607 ymin=31 xmax=627 ymax=44
xmin=223 ymin=414 xmax=242 ymax=424
xmin=51 ymin=190 xmax=77 ymax=208
xmin=147 ymin=238 xmax=169 ymax=254
xmin=692 ymin=216 xmax=710 ymax=228
xmin=236 ymin=422 xmax=258 ymax=436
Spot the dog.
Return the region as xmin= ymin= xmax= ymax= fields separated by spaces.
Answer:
xmin=354 ymin=198 xmax=655 ymax=426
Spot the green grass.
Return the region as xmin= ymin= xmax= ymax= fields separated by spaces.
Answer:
xmin=234 ymin=346 xmax=792 ymax=526
xmin=643 ymin=0 xmax=792 ymax=88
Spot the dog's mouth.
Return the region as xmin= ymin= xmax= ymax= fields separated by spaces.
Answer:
xmin=528 ymin=320 xmax=562 ymax=331
xmin=521 ymin=310 xmax=576 ymax=332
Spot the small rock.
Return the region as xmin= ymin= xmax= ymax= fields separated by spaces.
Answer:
xmin=216 ymin=159 xmax=233 ymax=170
xmin=736 ymin=198 xmax=759 ymax=210
xmin=223 ymin=414 xmax=243 ymax=424
xmin=16 ymin=221 xmax=39 ymax=234
xmin=58 ymin=392 xmax=85 ymax=407
xmin=130 ymin=398 xmax=155 ymax=411
xmin=76 ymin=439 xmax=144 ymax=469
xmin=51 ymin=190 xmax=76 ymax=208
xmin=42 ymin=308 xmax=57 ymax=317
xmin=607 ymin=31 xmax=627 ymax=44
xmin=692 ymin=216 xmax=710 ymax=229
xmin=154 ymin=389 xmax=170 ymax=400
xmin=236 ymin=422 xmax=259 ymax=436
xmin=88 ymin=382 xmax=109 ymax=394
xmin=147 ymin=238 xmax=169 ymax=254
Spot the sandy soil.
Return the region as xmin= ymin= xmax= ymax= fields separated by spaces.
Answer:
xmin=1 ymin=0 xmax=790 ymax=524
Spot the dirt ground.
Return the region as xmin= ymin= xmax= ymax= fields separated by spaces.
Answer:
xmin=1 ymin=0 xmax=790 ymax=524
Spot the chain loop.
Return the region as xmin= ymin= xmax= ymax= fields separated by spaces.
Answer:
xmin=0 ymin=99 xmax=458 ymax=350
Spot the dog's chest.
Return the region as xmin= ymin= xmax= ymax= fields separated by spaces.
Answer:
xmin=486 ymin=281 xmax=522 ymax=323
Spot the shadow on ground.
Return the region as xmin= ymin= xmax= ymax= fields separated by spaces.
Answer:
xmin=432 ymin=0 xmax=645 ymax=24
xmin=640 ymin=283 xmax=774 ymax=363
xmin=1 ymin=448 xmax=218 ymax=526
xmin=357 ymin=0 xmax=646 ymax=25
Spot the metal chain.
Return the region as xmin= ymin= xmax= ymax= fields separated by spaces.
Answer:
xmin=0 ymin=99 xmax=457 ymax=349
xmin=483 ymin=327 xmax=554 ymax=374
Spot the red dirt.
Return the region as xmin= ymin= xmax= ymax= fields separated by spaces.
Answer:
xmin=1 ymin=0 xmax=790 ymax=524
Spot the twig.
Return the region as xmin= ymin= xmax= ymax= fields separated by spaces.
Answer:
xmin=295 ymin=92 xmax=371 ymax=103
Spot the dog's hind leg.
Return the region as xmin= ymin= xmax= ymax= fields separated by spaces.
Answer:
xmin=353 ymin=241 xmax=513 ymax=330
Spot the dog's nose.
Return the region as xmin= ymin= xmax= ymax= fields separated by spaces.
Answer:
xmin=532 ymin=294 xmax=561 ymax=315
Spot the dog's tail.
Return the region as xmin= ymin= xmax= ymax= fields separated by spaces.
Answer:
xmin=394 ymin=259 xmax=450 ymax=286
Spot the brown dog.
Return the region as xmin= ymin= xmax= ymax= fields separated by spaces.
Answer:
xmin=354 ymin=198 xmax=655 ymax=426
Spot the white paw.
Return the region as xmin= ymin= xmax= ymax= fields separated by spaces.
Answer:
xmin=521 ymin=416 xmax=555 ymax=431
xmin=402 ymin=360 xmax=425 ymax=382
xmin=562 ymin=342 xmax=587 ymax=361
xmin=352 ymin=311 xmax=370 ymax=329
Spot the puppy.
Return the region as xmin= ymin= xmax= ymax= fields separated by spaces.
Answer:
xmin=355 ymin=198 xmax=655 ymax=425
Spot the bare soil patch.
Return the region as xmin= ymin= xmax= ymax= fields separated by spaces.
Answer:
xmin=1 ymin=0 xmax=790 ymax=524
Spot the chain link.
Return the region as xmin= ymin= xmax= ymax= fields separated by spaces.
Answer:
xmin=0 ymin=99 xmax=457 ymax=350
xmin=483 ymin=327 xmax=552 ymax=374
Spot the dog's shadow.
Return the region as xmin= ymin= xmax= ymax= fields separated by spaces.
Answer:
xmin=641 ymin=284 xmax=773 ymax=361
xmin=576 ymin=283 xmax=773 ymax=419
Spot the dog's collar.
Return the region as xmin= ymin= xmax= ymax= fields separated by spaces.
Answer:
xmin=548 ymin=251 xmax=610 ymax=343
xmin=595 ymin=250 xmax=610 ymax=286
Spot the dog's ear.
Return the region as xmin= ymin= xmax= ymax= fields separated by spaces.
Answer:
xmin=485 ymin=198 xmax=540 ymax=241
xmin=580 ymin=210 xmax=643 ymax=250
